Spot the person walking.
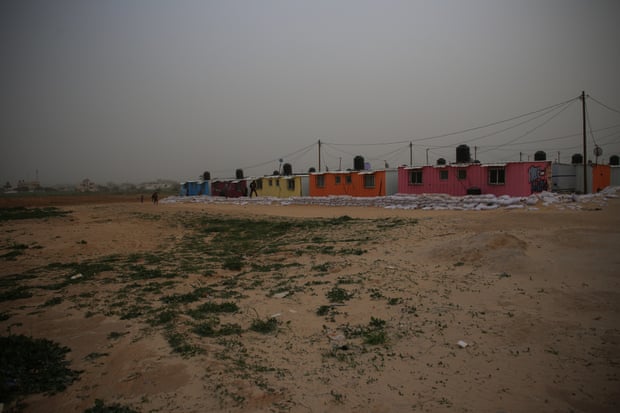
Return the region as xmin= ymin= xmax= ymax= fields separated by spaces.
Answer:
xmin=249 ymin=180 xmax=258 ymax=198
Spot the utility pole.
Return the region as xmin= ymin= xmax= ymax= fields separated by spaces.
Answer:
xmin=410 ymin=142 xmax=413 ymax=166
xmin=426 ymin=148 xmax=429 ymax=166
xmin=318 ymin=139 xmax=322 ymax=172
xmin=557 ymin=151 xmax=560 ymax=163
xmin=581 ymin=91 xmax=587 ymax=194
xmin=519 ymin=152 xmax=522 ymax=162
xmin=474 ymin=146 xmax=477 ymax=162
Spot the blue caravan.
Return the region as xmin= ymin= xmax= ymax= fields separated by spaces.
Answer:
xmin=180 ymin=180 xmax=210 ymax=196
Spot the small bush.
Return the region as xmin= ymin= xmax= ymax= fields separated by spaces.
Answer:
xmin=316 ymin=305 xmax=331 ymax=316
xmin=250 ymin=317 xmax=279 ymax=334
xmin=222 ymin=256 xmax=244 ymax=271
xmin=326 ymin=287 xmax=352 ymax=303
xmin=0 ymin=334 xmax=81 ymax=405
xmin=84 ymin=399 xmax=140 ymax=413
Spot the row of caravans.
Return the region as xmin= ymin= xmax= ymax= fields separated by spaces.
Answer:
xmin=180 ymin=161 xmax=620 ymax=199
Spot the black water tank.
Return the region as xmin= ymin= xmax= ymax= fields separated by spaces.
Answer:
xmin=437 ymin=158 xmax=446 ymax=165
xmin=235 ymin=169 xmax=244 ymax=179
xmin=308 ymin=167 xmax=316 ymax=173
xmin=202 ymin=171 xmax=211 ymax=180
xmin=456 ymin=145 xmax=471 ymax=163
xmin=354 ymin=156 xmax=365 ymax=171
xmin=534 ymin=151 xmax=546 ymax=161
xmin=283 ymin=163 xmax=292 ymax=175
xmin=610 ymin=155 xmax=619 ymax=166
xmin=571 ymin=154 xmax=583 ymax=164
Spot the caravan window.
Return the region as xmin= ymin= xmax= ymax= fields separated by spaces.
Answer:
xmin=363 ymin=174 xmax=375 ymax=188
xmin=488 ymin=167 xmax=505 ymax=185
xmin=409 ymin=170 xmax=423 ymax=185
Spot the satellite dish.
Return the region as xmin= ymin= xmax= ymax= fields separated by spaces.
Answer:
xmin=594 ymin=146 xmax=603 ymax=157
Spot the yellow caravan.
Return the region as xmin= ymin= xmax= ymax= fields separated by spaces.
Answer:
xmin=253 ymin=175 xmax=309 ymax=198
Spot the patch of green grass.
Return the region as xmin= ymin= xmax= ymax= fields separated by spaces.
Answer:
xmin=84 ymin=399 xmax=140 ymax=413
xmin=316 ymin=305 xmax=331 ymax=316
xmin=125 ymin=265 xmax=175 ymax=280
xmin=160 ymin=287 xmax=212 ymax=304
xmin=338 ymin=248 xmax=365 ymax=256
xmin=84 ymin=352 xmax=108 ymax=361
xmin=337 ymin=276 xmax=360 ymax=285
xmin=46 ymin=261 xmax=114 ymax=279
xmin=250 ymin=317 xmax=279 ymax=334
xmin=0 ymin=334 xmax=81 ymax=405
xmin=369 ymin=317 xmax=386 ymax=329
xmin=327 ymin=286 xmax=353 ymax=303
xmin=369 ymin=289 xmax=384 ymax=300
xmin=165 ymin=330 xmax=202 ymax=357
xmin=107 ymin=331 xmax=128 ymax=340
xmin=193 ymin=322 xmax=242 ymax=337
xmin=311 ymin=263 xmax=330 ymax=272
xmin=119 ymin=305 xmax=151 ymax=320
xmin=364 ymin=332 xmax=387 ymax=346
xmin=0 ymin=248 xmax=26 ymax=260
xmin=250 ymin=262 xmax=300 ymax=272
xmin=40 ymin=296 xmax=63 ymax=307
xmin=342 ymin=317 xmax=389 ymax=346
xmin=0 ymin=286 xmax=32 ymax=302
xmin=0 ymin=207 xmax=70 ymax=222
xmin=187 ymin=301 xmax=239 ymax=319
xmin=148 ymin=309 xmax=177 ymax=326
xmin=222 ymin=255 xmax=244 ymax=271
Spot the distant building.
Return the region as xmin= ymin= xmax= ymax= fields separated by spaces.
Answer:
xmin=16 ymin=180 xmax=41 ymax=192
xmin=77 ymin=179 xmax=98 ymax=192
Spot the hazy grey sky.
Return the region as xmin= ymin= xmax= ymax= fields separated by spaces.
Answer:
xmin=2 ymin=0 xmax=620 ymax=185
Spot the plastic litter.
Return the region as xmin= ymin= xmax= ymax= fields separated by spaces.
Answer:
xmin=70 ymin=273 xmax=83 ymax=280
xmin=457 ymin=340 xmax=468 ymax=348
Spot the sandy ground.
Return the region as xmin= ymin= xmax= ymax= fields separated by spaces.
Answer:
xmin=1 ymin=194 xmax=619 ymax=412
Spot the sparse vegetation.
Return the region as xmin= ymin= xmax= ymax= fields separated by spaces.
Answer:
xmin=250 ymin=317 xmax=279 ymax=334
xmin=84 ymin=399 xmax=140 ymax=413
xmin=0 ymin=334 xmax=81 ymax=406
xmin=327 ymin=286 xmax=353 ymax=303
xmin=0 ymin=206 xmax=70 ymax=222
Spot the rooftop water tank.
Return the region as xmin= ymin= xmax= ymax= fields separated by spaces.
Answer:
xmin=354 ymin=156 xmax=365 ymax=171
xmin=456 ymin=145 xmax=471 ymax=164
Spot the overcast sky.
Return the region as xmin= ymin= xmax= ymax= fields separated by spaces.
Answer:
xmin=2 ymin=0 xmax=620 ymax=185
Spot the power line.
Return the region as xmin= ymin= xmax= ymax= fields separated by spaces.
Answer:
xmin=589 ymin=95 xmax=620 ymax=116
xmin=410 ymin=95 xmax=580 ymax=144
xmin=478 ymin=101 xmax=575 ymax=155
xmin=429 ymin=99 xmax=577 ymax=148
xmin=322 ymin=95 xmax=580 ymax=146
